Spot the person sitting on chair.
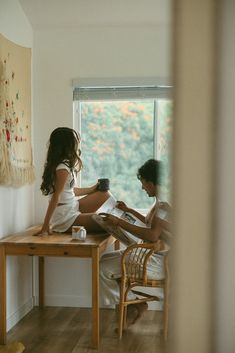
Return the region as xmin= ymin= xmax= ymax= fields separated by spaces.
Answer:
xmin=99 ymin=158 xmax=172 ymax=325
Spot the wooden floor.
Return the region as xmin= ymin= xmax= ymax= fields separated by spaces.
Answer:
xmin=7 ymin=307 xmax=170 ymax=353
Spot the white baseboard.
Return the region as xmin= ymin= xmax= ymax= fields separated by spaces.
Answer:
xmin=7 ymin=297 xmax=34 ymax=331
xmin=34 ymin=294 xmax=92 ymax=308
xmin=34 ymin=294 xmax=163 ymax=310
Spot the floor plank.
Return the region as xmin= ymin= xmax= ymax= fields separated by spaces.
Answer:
xmin=7 ymin=307 xmax=169 ymax=353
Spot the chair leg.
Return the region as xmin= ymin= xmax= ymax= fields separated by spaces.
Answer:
xmin=118 ymin=302 xmax=125 ymax=339
xmin=123 ymin=305 xmax=127 ymax=329
xmin=118 ymin=282 xmax=126 ymax=339
xmin=163 ymin=281 xmax=169 ymax=340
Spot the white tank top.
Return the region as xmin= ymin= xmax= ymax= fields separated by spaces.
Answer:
xmin=49 ymin=163 xmax=77 ymax=204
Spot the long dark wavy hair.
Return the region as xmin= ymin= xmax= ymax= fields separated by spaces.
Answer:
xmin=40 ymin=127 xmax=83 ymax=195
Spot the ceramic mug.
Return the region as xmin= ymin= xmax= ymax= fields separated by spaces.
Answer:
xmin=97 ymin=178 xmax=110 ymax=191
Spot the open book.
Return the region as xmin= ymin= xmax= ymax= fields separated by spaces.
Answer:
xmin=92 ymin=194 xmax=146 ymax=246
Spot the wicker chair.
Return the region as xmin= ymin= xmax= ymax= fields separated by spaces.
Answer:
xmin=118 ymin=239 xmax=170 ymax=339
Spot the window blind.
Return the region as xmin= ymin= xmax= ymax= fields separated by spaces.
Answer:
xmin=73 ymin=85 xmax=172 ymax=101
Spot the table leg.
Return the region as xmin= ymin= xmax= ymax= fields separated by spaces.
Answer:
xmin=91 ymin=248 xmax=99 ymax=348
xmin=39 ymin=256 xmax=44 ymax=307
xmin=0 ymin=245 xmax=6 ymax=344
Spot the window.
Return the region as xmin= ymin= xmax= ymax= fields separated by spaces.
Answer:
xmin=73 ymin=84 xmax=172 ymax=209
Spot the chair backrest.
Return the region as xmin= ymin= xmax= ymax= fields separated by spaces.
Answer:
xmin=121 ymin=240 xmax=169 ymax=285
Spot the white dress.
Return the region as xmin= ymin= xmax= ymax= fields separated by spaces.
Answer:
xmin=50 ymin=163 xmax=80 ymax=232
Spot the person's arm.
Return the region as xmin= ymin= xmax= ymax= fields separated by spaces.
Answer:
xmin=99 ymin=212 xmax=162 ymax=243
xmin=74 ymin=183 xmax=98 ymax=197
xmin=34 ymin=169 xmax=68 ymax=235
xmin=116 ymin=201 xmax=146 ymax=223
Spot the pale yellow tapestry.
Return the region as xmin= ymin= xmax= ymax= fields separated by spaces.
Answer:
xmin=0 ymin=33 xmax=34 ymax=186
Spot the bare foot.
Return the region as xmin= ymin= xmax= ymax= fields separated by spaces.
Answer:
xmin=115 ymin=302 xmax=148 ymax=334
xmin=114 ymin=305 xmax=138 ymax=334
xmin=127 ymin=302 xmax=148 ymax=325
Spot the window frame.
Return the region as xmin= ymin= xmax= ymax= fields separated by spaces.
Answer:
xmin=73 ymin=83 xmax=172 ymax=206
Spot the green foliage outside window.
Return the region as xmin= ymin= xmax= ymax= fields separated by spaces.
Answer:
xmin=80 ymin=100 xmax=172 ymax=208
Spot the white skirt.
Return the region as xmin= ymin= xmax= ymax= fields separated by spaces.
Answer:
xmin=50 ymin=200 xmax=80 ymax=232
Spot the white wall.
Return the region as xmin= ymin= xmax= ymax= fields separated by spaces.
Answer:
xmin=0 ymin=0 xmax=34 ymax=330
xmin=33 ymin=24 xmax=171 ymax=306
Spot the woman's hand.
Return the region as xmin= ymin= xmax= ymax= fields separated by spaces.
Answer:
xmin=99 ymin=213 xmax=120 ymax=227
xmin=33 ymin=226 xmax=52 ymax=236
xmin=90 ymin=182 xmax=99 ymax=193
xmin=116 ymin=201 xmax=129 ymax=212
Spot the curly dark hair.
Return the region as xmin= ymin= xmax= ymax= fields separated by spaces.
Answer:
xmin=137 ymin=159 xmax=162 ymax=185
xmin=40 ymin=127 xmax=83 ymax=195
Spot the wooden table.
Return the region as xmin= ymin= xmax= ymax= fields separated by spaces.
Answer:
xmin=0 ymin=225 xmax=115 ymax=349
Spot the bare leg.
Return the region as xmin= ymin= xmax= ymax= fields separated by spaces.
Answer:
xmin=69 ymin=213 xmax=104 ymax=232
xmin=115 ymin=302 xmax=148 ymax=334
xmin=79 ymin=190 xmax=111 ymax=213
xmin=66 ymin=190 xmax=111 ymax=232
